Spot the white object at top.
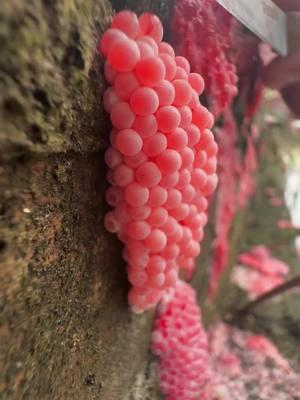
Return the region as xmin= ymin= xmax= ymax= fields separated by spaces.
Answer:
xmin=216 ymin=0 xmax=288 ymax=56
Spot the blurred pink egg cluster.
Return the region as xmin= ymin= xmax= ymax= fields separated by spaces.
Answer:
xmin=99 ymin=11 xmax=218 ymax=312
xmin=152 ymin=280 xmax=211 ymax=400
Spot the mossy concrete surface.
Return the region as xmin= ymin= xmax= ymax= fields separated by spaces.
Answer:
xmin=0 ymin=1 xmax=155 ymax=399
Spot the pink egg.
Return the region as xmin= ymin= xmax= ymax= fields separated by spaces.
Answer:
xmin=138 ymin=36 xmax=159 ymax=54
xmin=181 ymin=184 xmax=196 ymax=202
xmin=191 ymin=168 xmax=208 ymax=189
xmin=114 ymin=204 xmax=131 ymax=224
xmin=118 ymin=230 xmax=129 ymax=244
xmin=194 ymin=150 xmax=207 ymax=168
xmin=128 ymin=270 xmax=148 ymax=287
xmin=127 ymin=205 xmax=151 ymax=221
xmin=167 ymin=128 xmax=188 ymax=151
xmin=156 ymin=149 xmax=182 ymax=173
xmin=162 ymin=244 xmax=180 ymax=259
xmin=148 ymin=186 xmax=168 ymax=207
xmin=147 ymin=255 xmax=166 ymax=273
xmin=185 ymin=214 xmax=203 ymax=230
xmin=172 ymin=79 xmax=193 ymax=107
xmin=110 ymin=128 xmax=118 ymax=147
xmin=203 ymin=157 xmax=217 ymax=175
xmin=175 ymin=56 xmax=190 ymax=73
xmin=155 ymin=106 xmax=181 ymax=133
xmin=137 ymin=40 xmax=154 ymax=59
xmin=188 ymin=89 xmax=200 ymax=110
xmin=173 ymin=66 xmax=188 ymax=80
xmin=147 ymin=273 xmax=165 ymax=289
xmin=128 ymin=287 xmax=145 ymax=310
xmin=147 ymin=207 xmax=168 ymax=227
xmin=104 ymin=61 xmax=117 ymax=84
xmin=181 ymin=226 xmax=193 ymax=242
xmin=158 ymin=42 xmax=175 ymax=57
xmin=143 ymin=133 xmax=167 ymax=157
xmin=130 ymin=87 xmax=159 ymax=116
xmin=175 ymin=170 xmax=191 ymax=189
xmin=105 ymin=186 xmax=123 ymax=206
xmin=108 ymin=38 xmax=140 ymax=72
xmin=180 ymin=147 xmax=195 ymax=170
xmin=114 ymin=72 xmax=140 ymax=100
xmin=136 ymin=56 xmax=166 ymax=87
xmin=178 ymin=106 xmax=192 ymax=128
xmin=164 ymin=259 xmax=177 ymax=272
xmin=113 ymin=163 xmax=134 ymax=187
xmin=160 ymin=216 xmax=177 ymax=236
xmin=206 ymin=141 xmax=218 ymax=158
xmin=164 ymin=189 xmax=182 ymax=209
xmin=144 ymin=228 xmax=167 ymax=252
xmin=192 ymin=105 xmax=213 ymax=130
xmin=128 ymin=252 xmax=149 ymax=270
xmin=136 ymin=161 xmax=162 ymax=187
xmin=189 ymin=73 xmax=205 ymax=95
xmin=155 ymin=80 xmax=175 ymax=106
xmin=99 ymin=28 xmax=127 ymax=57
xmin=125 ymin=182 xmax=149 ymax=207
xmin=169 ymin=203 xmax=189 ymax=221
xmin=103 ymin=87 xmax=120 ymax=112
xmin=193 ymin=228 xmax=204 ymax=241
xmin=194 ymin=196 xmax=208 ymax=212
xmin=159 ymin=54 xmax=177 ymax=81
xmin=104 ymin=147 xmax=122 ymax=169
xmin=139 ymin=13 xmax=164 ymax=43
xmin=167 ymin=223 xmax=183 ymax=243
xmin=159 ymin=171 xmax=179 ymax=189
xmin=107 ymin=168 xmax=116 ymax=185
xmin=110 ymin=102 xmax=135 ymax=130
xmin=115 ymin=129 xmax=143 ymax=156
xmin=124 ymin=151 xmax=148 ymax=168
xmin=127 ymin=239 xmax=149 ymax=256
xmin=111 ymin=10 xmax=140 ymax=38
xmin=104 ymin=211 xmax=120 ymax=233
xmin=198 ymin=128 xmax=214 ymax=148
xmin=201 ymin=173 xmax=218 ymax=195
xmin=145 ymin=289 xmax=163 ymax=307
xmin=186 ymin=124 xmax=201 ymax=146
xmin=133 ymin=115 xmax=157 ymax=138
xmin=127 ymin=220 xmax=151 ymax=240
xmin=163 ymin=269 xmax=178 ymax=288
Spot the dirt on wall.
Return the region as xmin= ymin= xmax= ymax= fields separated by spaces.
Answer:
xmin=0 ymin=1 xmax=161 ymax=399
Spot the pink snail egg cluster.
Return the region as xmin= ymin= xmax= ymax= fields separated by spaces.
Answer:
xmin=100 ymin=11 xmax=218 ymax=313
xmin=152 ymin=280 xmax=211 ymax=399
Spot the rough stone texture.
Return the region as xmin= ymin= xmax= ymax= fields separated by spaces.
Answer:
xmin=0 ymin=1 xmax=155 ymax=399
